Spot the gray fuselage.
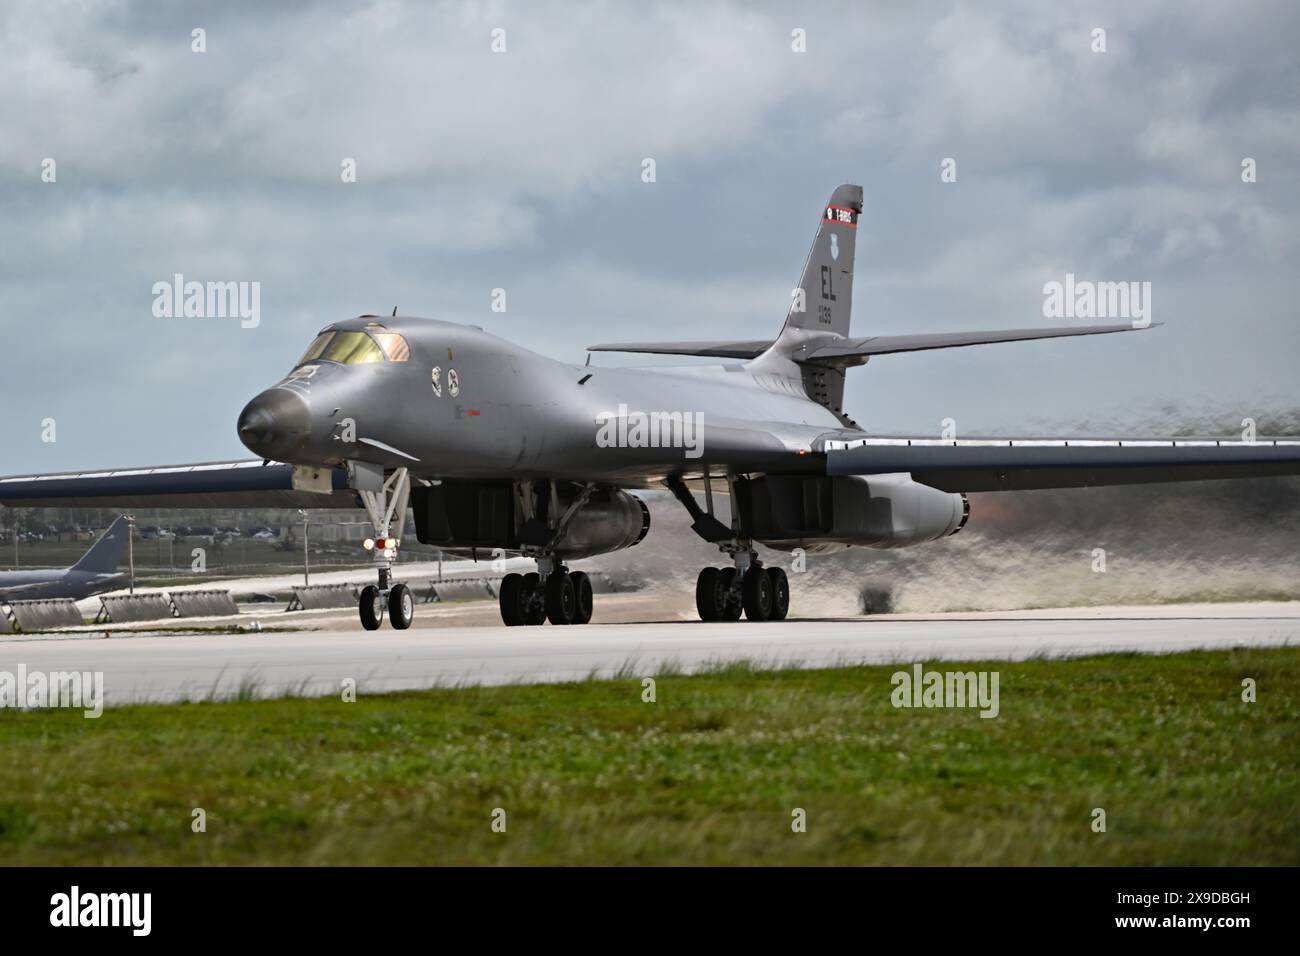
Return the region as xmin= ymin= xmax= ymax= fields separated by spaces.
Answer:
xmin=242 ymin=315 xmax=846 ymax=485
xmin=0 ymin=568 xmax=125 ymax=602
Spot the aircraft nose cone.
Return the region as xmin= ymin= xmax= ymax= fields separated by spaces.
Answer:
xmin=237 ymin=388 xmax=310 ymax=460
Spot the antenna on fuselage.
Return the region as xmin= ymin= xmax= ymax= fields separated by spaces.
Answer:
xmin=391 ymin=306 xmax=397 ymax=317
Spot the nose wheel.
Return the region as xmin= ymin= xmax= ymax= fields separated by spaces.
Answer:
xmin=388 ymin=583 xmax=414 ymax=630
xmin=358 ymin=582 xmax=415 ymax=631
xmin=359 ymin=584 xmax=385 ymax=630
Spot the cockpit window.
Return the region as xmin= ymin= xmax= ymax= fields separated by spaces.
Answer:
xmin=372 ymin=332 xmax=410 ymax=362
xmin=320 ymin=331 xmax=385 ymax=364
xmin=295 ymin=329 xmax=410 ymax=367
xmin=297 ymin=332 xmax=334 ymax=366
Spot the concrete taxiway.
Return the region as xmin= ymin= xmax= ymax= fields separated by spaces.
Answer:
xmin=0 ymin=602 xmax=1295 ymax=705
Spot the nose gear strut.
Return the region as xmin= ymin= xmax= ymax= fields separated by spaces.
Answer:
xmin=356 ymin=467 xmax=414 ymax=631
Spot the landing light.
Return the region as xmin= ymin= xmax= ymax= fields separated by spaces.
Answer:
xmin=363 ymin=538 xmax=375 ymax=551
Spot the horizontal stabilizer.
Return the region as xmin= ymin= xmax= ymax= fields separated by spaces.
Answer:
xmin=586 ymin=339 xmax=772 ymax=359
xmin=826 ymin=437 xmax=1300 ymax=492
xmin=807 ymin=323 xmax=1152 ymax=363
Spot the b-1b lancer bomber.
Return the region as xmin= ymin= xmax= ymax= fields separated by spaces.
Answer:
xmin=3 ymin=185 xmax=1297 ymax=628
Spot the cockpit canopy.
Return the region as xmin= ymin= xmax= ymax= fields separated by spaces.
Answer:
xmin=295 ymin=325 xmax=410 ymax=368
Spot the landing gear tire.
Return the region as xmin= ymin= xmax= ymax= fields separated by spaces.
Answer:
xmin=388 ymin=582 xmax=414 ymax=630
xmin=742 ymin=566 xmax=773 ymax=621
xmin=766 ymin=567 xmax=789 ymax=621
xmin=696 ymin=567 xmax=722 ymax=621
xmin=696 ymin=567 xmax=744 ymax=622
xmin=720 ymin=567 xmax=743 ymax=621
xmin=359 ymin=584 xmax=384 ymax=631
xmin=546 ymin=571 xmax=577 ymax=625
xmin=499 ymin=573 xmax=528 ymax=626
xmin=523 ymin=572 xmax=546 ymax=625
xmin=569 ymin=570 xmax=594 ymax=624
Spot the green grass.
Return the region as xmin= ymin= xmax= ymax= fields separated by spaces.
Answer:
xmin=0 ymin=648 xmax=1296 ymax=865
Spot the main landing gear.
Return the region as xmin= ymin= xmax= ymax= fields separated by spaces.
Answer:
xmin=497 ymin=480 xmax=601 ymax=626
xmin=498 ymin=563 xmax=594 ymax=626
xmin=695 ymin=551 xmax=789 ymax=623
xmin=356 ymin=467 xmax=415 ymax=631
xmin=667 ymin=469 xmax=792 ymax=623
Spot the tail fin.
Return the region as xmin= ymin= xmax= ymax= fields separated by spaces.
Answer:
xmin=585 ymin=184 xmax=865 ymax=362
xmin=784 ymin=183 xmax=862 ymax=338
xmin=71 ymin=515 xmax=131 ymax=574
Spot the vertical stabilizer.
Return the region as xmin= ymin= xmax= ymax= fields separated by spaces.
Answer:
xmin=783 ymin=183 xmax=862 ymax=338
xmin=71 ymin=515 xmax=131 ymax=574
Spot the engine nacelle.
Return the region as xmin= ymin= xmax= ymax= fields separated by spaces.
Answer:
xmin=547 ymin=492 xmax=650 ymax=559
xmin=737 ymin=473 xmax=967 ymax=553
xmin=412 ymin=480 xmax=649 ymax=560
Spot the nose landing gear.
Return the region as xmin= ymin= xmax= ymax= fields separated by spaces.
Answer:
xmin=355 ymin=467 xmax=415 ymax=631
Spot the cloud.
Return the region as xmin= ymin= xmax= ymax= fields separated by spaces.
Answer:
xmin=0 ymin=0 xmax=1297 ymax=472
xmin=0 ymin=1 xmax=819 ymax=194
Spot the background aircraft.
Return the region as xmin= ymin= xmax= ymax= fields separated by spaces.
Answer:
xmin=2 ymin=185 xmax=1298 ymax=629
xmin=0 ymin=515 xmax=131 ymax=602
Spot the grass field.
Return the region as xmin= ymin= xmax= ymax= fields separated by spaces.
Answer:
xmin=0 ymin=648 xmax=1296 ymax=865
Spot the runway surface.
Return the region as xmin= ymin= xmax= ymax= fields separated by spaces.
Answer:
xmin=1 ymin=603 xmax=1296 ymax=704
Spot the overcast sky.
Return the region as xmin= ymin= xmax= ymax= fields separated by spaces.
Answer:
xmin=2 ymin=0 xmax=1297 ymax=472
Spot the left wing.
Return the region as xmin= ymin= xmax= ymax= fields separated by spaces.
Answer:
xmin=586 ymin=339 xmax=773 ymax=359
xmin=587 ymin=323 xmax=1150 ymax=362
xmin=824 ymin=437 xmax=1300 ymax=492
xmin=0 ymin=460 xmax=358 ymax=509
xmin=806 ymin=323 xmax=1151 ymax=363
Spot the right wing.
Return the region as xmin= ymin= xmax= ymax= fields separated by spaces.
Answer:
xmin=825 ymin=437 xmax=1300 ymax=492
xmin=0 ymin=460 xmax=358 ymax=509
